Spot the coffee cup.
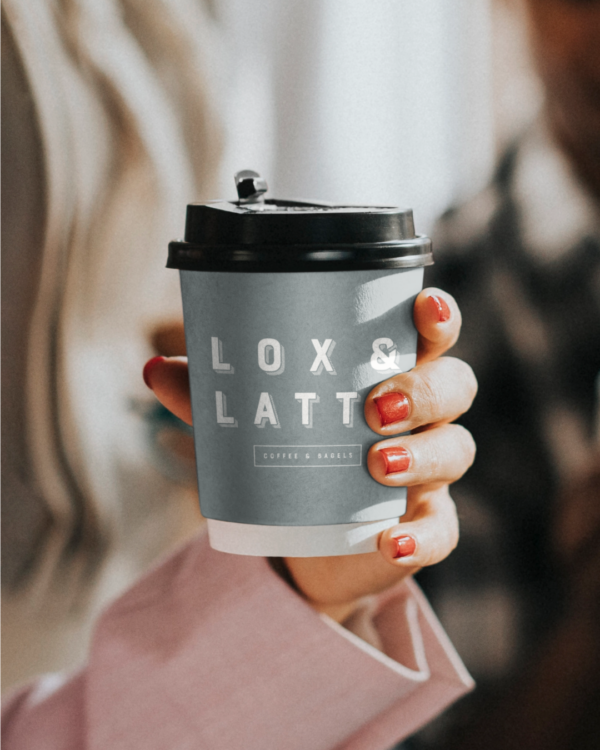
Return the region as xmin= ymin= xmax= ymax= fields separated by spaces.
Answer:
xmin=168 ymin=172 xmax=432 ymax=556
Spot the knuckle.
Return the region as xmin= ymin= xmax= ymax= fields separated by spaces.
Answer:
xmin=417 ymin=489 xmax=460 ymax=566
xmin=446 ymin=357 xmax=478 ymax=404
xmin=414 ymin=369 xmax=444 ymax=419
xmin=431 ymin=496 xmax=459 ymax=564
xmin=463 ymin=362 xmax=479 ymax=402
xmin=451 ymin=424 xmax=477 ymax=467
xmin=426 ymin=440 xmax=442 ymax=476
xmin=446 ymin=500 xmax=460 ymax=551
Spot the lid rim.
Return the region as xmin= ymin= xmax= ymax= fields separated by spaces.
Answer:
xmin=167 ymin=238 xmax=433 ymax=252
xmin=168 ymin=243 xmax=433 ymax=273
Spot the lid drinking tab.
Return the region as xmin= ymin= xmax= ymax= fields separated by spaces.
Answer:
xmin=234 ymin=170 xmax=268 ymax=205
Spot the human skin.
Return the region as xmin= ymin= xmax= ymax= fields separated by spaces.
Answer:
xmin=523 ymin=0 xmax=600 ymax=199
xmin=144 ymin=288 xmax=477 ymax=622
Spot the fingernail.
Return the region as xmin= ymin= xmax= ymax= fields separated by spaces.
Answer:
xmin=374 ymin=392 xmax=410 ymax=426
xmin=143 ymin=356 xmax=166 ymax=388
xmin=379 ymin=447 xmax=411 ymax=475
xmin=393 ymin=535 xmax=416 ymax=559
xmin=428 ymin=294 xmax=451 ymax=322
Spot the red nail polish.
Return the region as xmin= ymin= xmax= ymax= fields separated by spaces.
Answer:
xmin=374 ymin=392 xmax=410 ymax=426
xmin=428 ymin=294 xmax=451 ymax=322
xmin=393 ymin=535 xmax=416 ymax=558
xmin=143 ymin=356 xmax=166 ymax=388
xmin=379 ymin=447 xmax=411 ymax=475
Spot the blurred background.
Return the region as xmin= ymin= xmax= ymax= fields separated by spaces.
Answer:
xmin=215 ymin=0 xmax=540 ymax=232
xmin=2 ymin=0 xmax=542 ymax=696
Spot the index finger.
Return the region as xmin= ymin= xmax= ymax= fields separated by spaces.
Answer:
xmin=415 ymin=288 xmax=461 ymax=364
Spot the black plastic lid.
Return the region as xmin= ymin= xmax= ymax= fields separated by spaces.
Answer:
xmin=168 ymin=198 xmax=433 ymax=273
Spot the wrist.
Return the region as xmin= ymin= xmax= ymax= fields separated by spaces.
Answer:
xmin=268 ymin=557 xmax=362 ymax=623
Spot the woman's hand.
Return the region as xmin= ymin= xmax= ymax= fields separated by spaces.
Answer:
xmin=143 ymin=288 xmax=477 ymax=622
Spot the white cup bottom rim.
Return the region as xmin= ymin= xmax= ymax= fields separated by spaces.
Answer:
xmin=206 ymin=517 xmax=400 ymax=557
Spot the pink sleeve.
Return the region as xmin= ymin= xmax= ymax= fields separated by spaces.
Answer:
xmin=2 ymin=533 xmax=473 ymax=750
xmin=2 ymin=673 xmax=86 ymax=749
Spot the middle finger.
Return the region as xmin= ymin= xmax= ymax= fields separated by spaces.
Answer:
xmin=364 ymin=356 xmax=477 ymax=436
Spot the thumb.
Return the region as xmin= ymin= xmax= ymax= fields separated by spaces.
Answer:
xmin=143 ymin=356 xmax=193 ymax=425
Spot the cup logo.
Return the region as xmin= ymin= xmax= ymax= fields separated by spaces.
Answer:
xmin=370 ymin=338 xmax=400 ymax=371
xmin=254 ymin=445 xmax=362 ymax=468
xmin=254 ymin=392 xmax=280 ymax=428
xmin=310 ymin=339 xmax=336 ymax=375
xmin=210 ymin=336 xmax=400 ymax=428
xmin=258 ymin=338 xmax=285 ymax=375
xmin=211 ymin=337 xmax=234 ymax=374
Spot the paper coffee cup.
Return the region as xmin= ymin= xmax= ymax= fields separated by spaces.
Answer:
xmin=168 ymin=178 xmax=433 ymax=556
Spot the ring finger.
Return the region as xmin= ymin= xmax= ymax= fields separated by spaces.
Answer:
xmin=367 ymin=423 xmax=476 ymax=486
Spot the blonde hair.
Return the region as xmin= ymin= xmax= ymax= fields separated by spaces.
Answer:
xmin=3 ymin=0 xmax=222 ymax=597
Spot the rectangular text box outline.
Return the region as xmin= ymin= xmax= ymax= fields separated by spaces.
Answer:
xmin=254 ymin=444 xmax=362 ymax=468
